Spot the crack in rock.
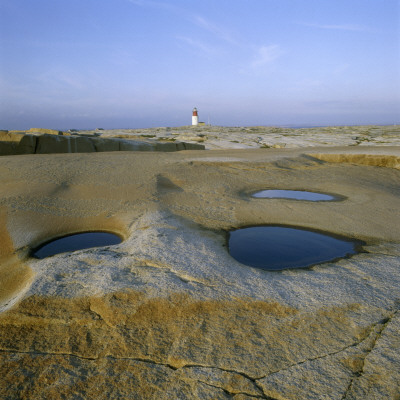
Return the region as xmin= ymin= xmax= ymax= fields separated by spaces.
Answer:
xmin=1 ymin=310 xmax=394 ymax=400
xmin=254 ymin=311 xmax=394 ymax=382
xmin=341 ymin=308 xmax=399 ymax=400
xmin=0 ymin=348 xmax=179 ymax=370
xmin=197 ymin=379 xmax=266 ymax=399
xmin=0 ymin=348 xmax=273 ymax=399
xmin=175 ymin=363 xmax=278 ymax=399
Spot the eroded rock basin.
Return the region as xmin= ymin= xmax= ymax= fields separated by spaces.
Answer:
xmin=228 ymin=226 xmax=362 ymax=270
xmin=32 ymin=232 xmax=122 ymax=259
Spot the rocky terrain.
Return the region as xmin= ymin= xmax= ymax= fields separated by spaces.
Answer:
xmin=0 ymin=128 xmax=204 ymax=156
xmin=2 ymin=125 xmax=399 ymax=156
xmin=88 ymin=124 xmax=400 ymax=150
xmin=0 ymin=126 xmax=399 ymax=399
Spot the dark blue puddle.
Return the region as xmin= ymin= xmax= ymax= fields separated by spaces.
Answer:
xmin=32 ymin=232 xmax=122 ymax=259
xmin=252 ymin=190 xmax=337 ymax=201
xmin=228 ymin=226 xmax=362 ymax=270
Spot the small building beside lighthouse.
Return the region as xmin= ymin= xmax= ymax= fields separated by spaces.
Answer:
xmin=192 ymin=107 xmax=199 ymax=126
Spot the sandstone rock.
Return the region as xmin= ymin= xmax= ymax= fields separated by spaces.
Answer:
xmin=0 ymin=145 xmax=399 ymax=398
xmin=272 ymin=142 xmax=286 ymax=148
xmin=0 ymin=130 xmax=24 ymax=143
xmin=310 ymin=152 xmax=400 ymax=169
xmin=0 ymin=209 xmax=34 ymax=313
xmin=28 ymin=128 xmax=64 ymax=135
xmin=178 ymin=135 xmax=206 ymax=142
xmin=8 ymin=130 xmax=26 ymax=135
xmin=344 ymin=312 xmax=400 ymax=399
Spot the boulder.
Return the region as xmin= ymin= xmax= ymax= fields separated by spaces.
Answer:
xmin=183 ymin=142 xmax=205 ymax=150
xmin=175 ymin=142 xmax=186 ymax=151
xmin=119 ymin=140 xmax=155 ymax=152
xmin=16 ymin=135 xmax=37 ymax=154
xmin=35 ymin=135 xmax=96 ymax=154
xmin=0 ymin=142 xmax=16 ymax=156
xmin=90 ymin=137 xmax=120 ymax=152
xmin=155 ymin=142 xmax=179 ymax=152
xmin=1 ymin=130 xmax=205 ymax=156
xmin=0 ymin=131 xmax=26 ymax=155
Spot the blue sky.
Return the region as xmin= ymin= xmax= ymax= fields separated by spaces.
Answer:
xmin=0 ymin=0 xmax=399 ymax=129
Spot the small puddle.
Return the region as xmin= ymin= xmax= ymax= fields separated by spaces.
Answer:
xmin=251 ymin=190 xmax=337 ymax=201
xmin=32 ymin=232 xmax=122 ymax=259
xmin=228 ymin=226 xmax=362 ymax=270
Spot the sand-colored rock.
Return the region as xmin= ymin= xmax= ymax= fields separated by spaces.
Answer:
xmin=27 ymin=128 xmax=64 ymax=135
xmin=310 ymin=152 xmax=400 ymax=169
xmin=0 ymin=145 xmax=399 ymax=399
xmin=0 ymin=130 xmax=23 ymax=142
xmin=178 ymin=135 xmax=206 ymax=142
xmin=0 ymin=209 xmax=34 ymax=313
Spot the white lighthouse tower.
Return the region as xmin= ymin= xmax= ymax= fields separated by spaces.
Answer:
xmin=192 ymin=107 xmax=199 ymax=126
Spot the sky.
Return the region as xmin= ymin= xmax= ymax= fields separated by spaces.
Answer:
xmin=0 ymin=0 xmax=399 ymax=129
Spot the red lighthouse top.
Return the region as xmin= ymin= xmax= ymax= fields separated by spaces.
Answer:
xmin=192 ymin=107 xmax=198 ymax=116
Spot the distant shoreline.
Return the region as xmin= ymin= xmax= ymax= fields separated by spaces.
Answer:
xmin=3 ymin=123 xmax=399 ymax=132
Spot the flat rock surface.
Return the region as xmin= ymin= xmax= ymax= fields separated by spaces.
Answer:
xmin=83 ymin=124 xmax=400 ymax=149
xmin=0 ymin=141 xmax=399 ymax=399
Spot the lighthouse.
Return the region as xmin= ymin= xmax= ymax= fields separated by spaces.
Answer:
xmin=192 ymin=107 xmax=199 ymax=126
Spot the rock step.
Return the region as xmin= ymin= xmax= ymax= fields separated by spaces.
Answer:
xmin=0 ymin=133 xmax=204 ymax=156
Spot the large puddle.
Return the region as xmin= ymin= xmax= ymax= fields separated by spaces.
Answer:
xmin=32 ymin=232 xmax=122 ymax=259
xmin=228 ymin=226 xmax=361 ymax=270
xmin=252 ymin=190 xmax=337 ymax=201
